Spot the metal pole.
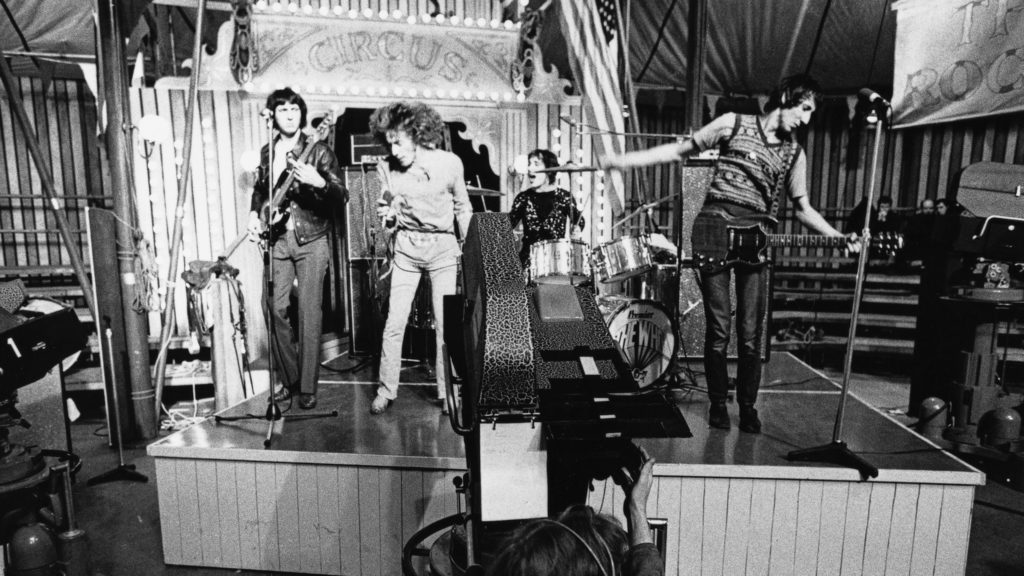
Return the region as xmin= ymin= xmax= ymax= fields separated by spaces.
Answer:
xmin=96 ymin=0 xmax=157 ymax=439
xmin=0 ymin=56 xmax=97 ymax=321
xmin=153 ymin=0 xmax=208 ymax=417
xmin=833 ymin=116 xmax=884 ymax=442
xmin=685 ymin=0 xmax=708 ymax=132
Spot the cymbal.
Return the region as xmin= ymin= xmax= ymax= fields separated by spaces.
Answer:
xmin=531 ymin=165 xmax=599 ymax=173
xmin=612 ymin=195 xmax=680 ymax=229
xmin=467 ymin=186 xmax=502 ymax=197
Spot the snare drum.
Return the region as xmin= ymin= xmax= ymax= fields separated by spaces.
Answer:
xmin=591 ymin=235 xmax=653 ymax=283
xmin=529 ymin=239 xmax=591 ymax=285
xmin=605 ymin=299 xmax=677 ymax=388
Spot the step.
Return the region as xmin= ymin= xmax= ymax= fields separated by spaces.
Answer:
xmin=773 ymin=289 xmax=919 ymax=306
xmin=772 ymin=310 xmax=918 ymax=330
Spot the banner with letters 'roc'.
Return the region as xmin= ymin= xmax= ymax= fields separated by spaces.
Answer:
xmin=892 ymin=0 xmax=1024 ymax=128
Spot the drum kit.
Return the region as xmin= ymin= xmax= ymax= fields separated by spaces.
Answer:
xmin=526 ymin=186 xmax=687 ymax=389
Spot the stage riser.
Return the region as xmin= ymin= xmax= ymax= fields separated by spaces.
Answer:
xmin=591 ymin=476 xmax=974 ymax=576
xmin=154 ymin=459 xmax=461 ymax=575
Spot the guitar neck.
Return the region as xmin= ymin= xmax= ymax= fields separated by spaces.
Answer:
xmin=765 ymin=234 xmax=847 ymax=249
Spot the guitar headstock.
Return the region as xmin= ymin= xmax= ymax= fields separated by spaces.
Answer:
xmin=307 ymin=109 xmax=336 ymax=144
xmin=873 ymin=232 xmax=904 ymax=256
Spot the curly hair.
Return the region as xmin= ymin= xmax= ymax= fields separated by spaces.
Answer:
xmin=368 ymin=101 xmax=446 ymax=149
xmin=528 ymin=148 xmax=560 ymax=184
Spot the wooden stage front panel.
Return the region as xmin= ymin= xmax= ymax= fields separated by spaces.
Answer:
xmin=148 ymin=354 xmax=983 ymax=575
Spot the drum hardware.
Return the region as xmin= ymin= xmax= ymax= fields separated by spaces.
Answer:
xmin=467 ymin=186 xmax=502 ymax=197
xmin=529 ymin=164 xmax=599 ymax=173
xmin=591 ymin=235 xmax=654 ymax=283
xmin=529 ymin=239 xmax=592 ymax=285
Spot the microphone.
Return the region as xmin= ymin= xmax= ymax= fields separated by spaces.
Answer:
xmin=259 ymin=108 xmax=273 ymax=119
xmin=859 ymin=88 xmax=891 ymax=108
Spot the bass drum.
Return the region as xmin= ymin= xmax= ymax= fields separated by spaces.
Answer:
xmin=604 ymin=299 xmax=677 ymax=388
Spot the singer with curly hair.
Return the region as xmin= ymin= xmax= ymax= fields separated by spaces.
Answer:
xmin=367 ymin=101 xmax=472 ymax=415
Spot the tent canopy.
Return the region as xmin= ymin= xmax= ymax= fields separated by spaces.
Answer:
xmin=541 ymin=0 xmax=896 ymax=97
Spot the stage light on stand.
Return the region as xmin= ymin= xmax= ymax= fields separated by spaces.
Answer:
xmin=136 ymin=114 xmax=171 ymax=160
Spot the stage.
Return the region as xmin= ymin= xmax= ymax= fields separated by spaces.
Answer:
xmin=147 ymin=352 xmax=983 ymax=575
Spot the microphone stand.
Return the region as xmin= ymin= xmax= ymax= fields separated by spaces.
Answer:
xmin=786 ymin=107 xmax=886 ymax=480
xmin=88 ymin=322 xmax=148 ymax=485
xmin=215 ymin=116 xmax=337 ymax=448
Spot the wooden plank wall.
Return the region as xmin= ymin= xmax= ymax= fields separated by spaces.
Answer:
xmin=0 ymin=77 xmax=107 ymax=271
xmin=590 ymin=475 xmax=975 ymax=576
xmin=154 ymin=457 xmax=462 ymax=575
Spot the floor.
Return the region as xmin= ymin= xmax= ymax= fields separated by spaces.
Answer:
xmin=62 ymin=357 xmax=1024 ymax=576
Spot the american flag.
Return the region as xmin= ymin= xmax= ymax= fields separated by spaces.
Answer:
xmin=558 ymin=0 xmax=627 ymax=214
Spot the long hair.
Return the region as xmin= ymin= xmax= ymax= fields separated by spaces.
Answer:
xmin=486 ymin=505 xmax=628 ymax=576
xmin=368 ymin=101 xmax=446 ymax=149
xmin=528 ymin=148 xmax=559 ymax=184
xmin=265 ymin=87 xmax=307 ymax=129
xmin=764 ymin=74 xmax=821 ymax=112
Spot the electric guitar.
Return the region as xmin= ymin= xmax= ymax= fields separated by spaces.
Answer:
xmin=690 ymin=212 xmax=903 ymax=273
xmin=219 ymin=112 xmax=336 ymax=259
xmin=260 ymin=112 xmax=336 ymax=243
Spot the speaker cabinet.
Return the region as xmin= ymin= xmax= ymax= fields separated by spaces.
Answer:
xmin=346 ymin=259 xmax=384 ymax=356
xmin=343 ymin=165 xmax=389 ymax=260
xmin=675 ymin=165 xmax=771 ymax=361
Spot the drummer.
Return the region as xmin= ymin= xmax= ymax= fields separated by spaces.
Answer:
xmin=509 ymin=149 xmax=585 ymax=268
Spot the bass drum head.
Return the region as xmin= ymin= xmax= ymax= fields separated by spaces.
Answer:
xmin=606 ymin=299 xmax=677 ymax=388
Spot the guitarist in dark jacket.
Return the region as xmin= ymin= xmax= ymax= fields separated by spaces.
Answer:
xmin=604 ymin=75 xmax=855 ymax=433
xmin=246 ymin=88 xmax=345 ymax=409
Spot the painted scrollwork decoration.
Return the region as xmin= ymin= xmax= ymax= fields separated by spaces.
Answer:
xmin=510 ymin=1 xmax=551 ymax=97
xmin=230 ymin=0 xmax=258 ymax=85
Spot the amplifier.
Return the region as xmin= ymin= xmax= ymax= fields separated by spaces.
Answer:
xmin=343 ymin=165 xmax=389 ymax=260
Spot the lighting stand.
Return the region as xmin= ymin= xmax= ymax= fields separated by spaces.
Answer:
xmin=786 ymin=108 xmax=887 ymax=480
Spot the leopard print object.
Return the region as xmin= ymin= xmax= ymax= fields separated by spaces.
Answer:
xmin=463 ymin=213 xmax=538 ymax=410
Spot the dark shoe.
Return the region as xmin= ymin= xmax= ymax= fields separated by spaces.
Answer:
xmin=739 ymin=405 xmax=762 ymax=434
xmin=298 ymin=393 xmax=318 ymax=410
xmin=709 ymin=402 xmax=730 ymax=429
xmin=370 ymin=395 xmax=392 ymax=415
xmin=273 ymin=386 xmax=294 ymax=403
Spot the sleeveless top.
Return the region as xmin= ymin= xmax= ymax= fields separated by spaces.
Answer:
xmin=704 ymin=114 xmax=799 ymax=220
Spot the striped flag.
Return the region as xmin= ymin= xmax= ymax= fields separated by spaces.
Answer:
xmin=557 ymin=0 xmax=627 ymax=214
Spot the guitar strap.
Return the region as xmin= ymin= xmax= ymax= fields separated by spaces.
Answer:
xmin=767 ymin=140 xmax=798 ymax=221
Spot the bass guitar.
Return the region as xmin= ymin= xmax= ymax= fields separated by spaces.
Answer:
xmin=218 ymin=112 xmax=335 ymax=259
xmin=690 ymin=212 xmax=903 ymax=273
xmin=259 ymin=111 xmax=336 ymax=244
